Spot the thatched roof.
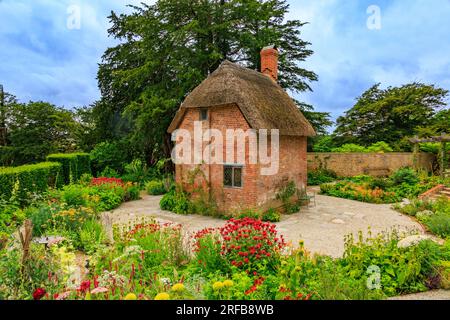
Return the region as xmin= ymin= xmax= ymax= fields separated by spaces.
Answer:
xmin=168 ymin=60 xmax=316 ymax=136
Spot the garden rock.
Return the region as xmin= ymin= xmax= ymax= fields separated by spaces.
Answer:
xmin=33 ymin=236 xmax=66 ymax=248
xmin=331 ymin=219 xmax=345 ymax=224
xmin=397 ymin=235 xmax=436 ymax=248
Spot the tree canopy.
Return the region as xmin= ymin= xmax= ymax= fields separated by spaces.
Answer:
xmin=334 ymin=83 xmax=449 ymax=149
xmin=94 ymin=0 xmax=325 ymax=165
xmin=0 ymin=92 xmax=80 ymax=165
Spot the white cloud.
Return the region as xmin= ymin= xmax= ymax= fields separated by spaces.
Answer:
xmin=0 ymin=0 xmax=448 ymax=121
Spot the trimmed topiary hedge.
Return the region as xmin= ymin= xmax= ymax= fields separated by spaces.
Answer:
xmin=0 ymin=162 xmax=62 ymax=203
xmin=46 ymin=153 xmax=91 ymax=184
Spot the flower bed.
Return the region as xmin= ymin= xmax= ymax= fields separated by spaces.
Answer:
xmin=320 ymin=168 xmax=447 ymax=204
xmin=2 ymin=216 xmax=450 ymax=301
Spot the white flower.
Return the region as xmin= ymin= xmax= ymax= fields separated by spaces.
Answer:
xmin=160 ymin=278 xmax=172 ymax=286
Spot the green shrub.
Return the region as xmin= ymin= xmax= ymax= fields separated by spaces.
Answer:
xmin=341 ymin=231 xmax=442 ymax=296
xmin=27 ymin=204 xmax=55 ymax=237
xmin=88 ymin=184 xmax=125 ymax=212
xmin=0 ymin=162 xmax=62 ymax=205
xmin=330 ymin=142 xmax=393 ymax=153
xmin=124 ymin=184 xmax=141 ymax=202
xmin=90 ymin=141 xmax=128 ymax=176
xmin=366 ymin=141 xmax=393 ymax=153
xmin=122 ymin=159 xmax=148 ymax=184
xmin=193 ymin=231 xmax=229 ymax=274
xmin=0 ymin=244 xmax=60 ymax=300
xmin=390 ymin=167 xmax=419 ymax=186
xmin=276 ymin=181 xmax=301 ymax=214
xmin=262 ymin=208 xmax=281 ymax=222
xmin=79 ymin=173 xmax=93 ymax=186
xmin=146 ymin=180 xmax=167 ymax=195
xmin=46 ymin=153 xmax=91 ymax=184
xmin=332 ymin=144 xmax=368 ymax=153
xmin=320 ymin=180 xmax=401 ymax=204
xmin=233 ymin=208 xmax=282 ymax=222
xmin=78 ymin=219 xmax=106 ymax=254
xmin=160 ymin=186 xmax=192 ymax=214
xmin=60 ymin=184 xmax=87 ymax=207
xmin=99 ymin=166 xmax=121 ymax=178
xmin=395 ymin=199 xmax=434 ymax=217
xmin=425 ymin=212 xmax=450 ymax=238
xmin=308 ymin=169 xmax=337 ymax=186
xmin=312 ymin=136 xmax=336 ymax=152
xmin=235 ymin=208 xmax=261 ymax=220
xmin=0 ymin=197 xmax=25 ymax=246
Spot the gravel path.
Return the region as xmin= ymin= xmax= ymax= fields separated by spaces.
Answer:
xmin=388 ymin=290 xmax=450 ymax=300
xmin=103 ymin=190 xmax=424 ymax=258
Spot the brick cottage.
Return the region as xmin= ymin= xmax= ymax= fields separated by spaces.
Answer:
xmin=168 ymin=46 xmax=316 ymax=213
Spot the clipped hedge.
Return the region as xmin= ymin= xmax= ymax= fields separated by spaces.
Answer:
xmin=0 ymin=162 xmax=62 ymax=202
xmin=46 ymin=153 xmax=91 ymax=184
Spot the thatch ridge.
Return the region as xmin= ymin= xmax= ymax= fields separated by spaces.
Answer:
xmin=168 ymin=60 xmax=316 ymax=136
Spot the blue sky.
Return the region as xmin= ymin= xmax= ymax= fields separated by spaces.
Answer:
xmin=0 ymin=0 xmax=449 ymax=125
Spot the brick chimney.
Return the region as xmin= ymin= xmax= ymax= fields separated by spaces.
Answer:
xmin=261 ymin=45 xmax=279 ymax=81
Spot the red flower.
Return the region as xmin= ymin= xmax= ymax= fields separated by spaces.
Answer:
xmin=78 ymin=280 xmax=91 ymax=293
xmin=33 ymin=288 xmax=46 ymax=300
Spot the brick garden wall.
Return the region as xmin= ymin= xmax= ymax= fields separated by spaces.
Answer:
xmin=307 ymin=152 xmax=436 ymax=177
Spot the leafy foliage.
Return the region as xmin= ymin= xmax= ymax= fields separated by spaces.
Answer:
xmin=90 ymin=141 xmax=129 ymax=176
xmin=159 ymin=186 xmax=192 ymax=215
xmin=0 ymin=162 xmax=62 ymax=205
xmin=46 ymin=153 xmax=91 ymax=184
xmin=94 ymin=0 xmax=319 ymax=163
xmin=320 ymin=168 xmax=444 ymax=204
xmin=146 ymin=180 xmax=168 ymax=196
xmin=308 ymin=169 xmax=337 ymax=185
xmin=1 ymin=96 xmax=82 ymax=165
xmin=334 ymin=83 xmax=449 ymax=149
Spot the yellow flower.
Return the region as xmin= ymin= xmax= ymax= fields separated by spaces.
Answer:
xmin=155 ymin=292 xmax=170 ymax=300
xmin=212 ymin=281 xmax=224 ymax=291
xmin=171 ymin=283 xmax=185 ymax=293
xmin=124 ymin=293 xmax=137 ymax=300
xmin=223 ymin=280 xmax=234 ymax=288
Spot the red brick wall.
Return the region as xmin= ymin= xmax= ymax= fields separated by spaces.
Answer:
xmin=175 ymin=104 xmax=258 ymax=213
xmin=174 ymin=104 xmax=308 ymax=214
xmin=257 ymin=135 xmax=307 ymax=208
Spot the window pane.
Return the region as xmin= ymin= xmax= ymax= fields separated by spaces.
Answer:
xmin=233 ymin=168 xmax=242 ymax=187
xmin=200 ymin=109 xmax=208 ymax=121
xmin=224 ymin=167 xmax=233 ymax=187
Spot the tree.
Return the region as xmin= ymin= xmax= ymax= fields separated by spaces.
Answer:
xmin=5 ymin=98 xmax=80 ymax=164
xmin=95 ymin=0 xmax=319 ymax=166
xmin=334 ymin=83 xmax=449 ymax=149
xmin=416 ymin=108 xmax=450 ymax=137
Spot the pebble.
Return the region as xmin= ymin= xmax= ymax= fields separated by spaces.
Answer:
xmin=331 ymin=219 xmax=345 ymax=224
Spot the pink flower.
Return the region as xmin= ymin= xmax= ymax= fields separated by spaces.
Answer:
xmin=91 ymin=287 xmax=109 ymax=294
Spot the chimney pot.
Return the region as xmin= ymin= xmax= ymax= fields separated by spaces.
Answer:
xmin=261 ymin=45 xmax=279 ymax=81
